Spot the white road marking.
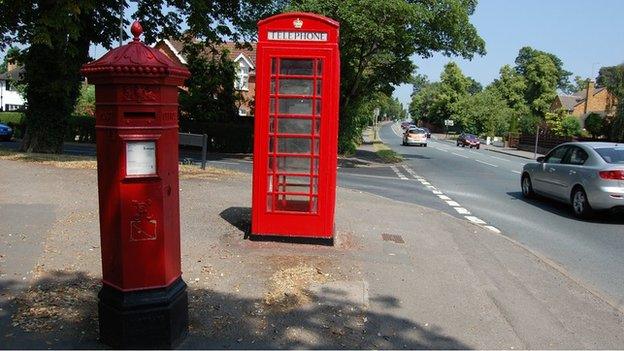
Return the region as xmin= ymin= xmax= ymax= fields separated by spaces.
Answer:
xmin=390 ymin=166 xmax=409 ymax=180
xmin=475 ymin=159 xmax=498 ymax=168
xmin=465 ymin=216 xmax=487 ymax=224
xmin=454 ymin=207 xmax=470 ymax=215
xmin=433 ymin=190 xmax=443 ymax=195
xmin=426 ymin=185 xmax=437 ymax=190
xmin=488 ymin=155 xmax=510 ymax=162
xmin=512 ymin=170 xmax=522 ymax=174
xmin=446 ymin=200 xmax=460 ymax=207
xmin=438 ymin=195 xmax=452 ymax=201
xmin=339 ymin=172 xmax=411 ymax=181
xmin=452 ymin=152 xmax=470 ymax=159
xmin=484 ymin=225 xmax=501 ymax=233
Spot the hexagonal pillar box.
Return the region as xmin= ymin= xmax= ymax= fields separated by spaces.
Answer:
xmin=81 ymin=22 xmax=190 ymax=349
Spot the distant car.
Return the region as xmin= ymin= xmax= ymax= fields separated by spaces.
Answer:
xmin=0 ymin=123 xmax=13 ymax=141
xmin=420 ymin=127 xmax=431 ymax=138
xmin=521 ymin=142 xmax=624 ymax=218
xmin=403 ymin=127 xmax=427 ymax=147
xmin=401 ymin=121 xmax=415 ymax=130
xmin=457 ymin=133 xmax=480 ymax=149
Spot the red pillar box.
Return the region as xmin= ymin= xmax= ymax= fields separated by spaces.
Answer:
xmin=252 ymin=13 xmax=340 ymax=240
xmin=81 ymin=22 xmax=190 ymax=348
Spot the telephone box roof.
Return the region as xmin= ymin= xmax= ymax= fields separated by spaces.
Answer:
xmin=258 ymin=12 xmax=339 ymax=28
xmin=81 ymin=21 xmax=189 ymax=80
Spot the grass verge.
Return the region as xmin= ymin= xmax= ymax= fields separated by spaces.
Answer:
xmin=373 ymin=143 xmax=403 ymax=163
xmin=0 ymin=147 xmax=243 ymax=178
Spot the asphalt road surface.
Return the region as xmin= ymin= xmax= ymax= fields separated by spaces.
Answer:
xmin=3 ymin=128 xmax=623 ymax=311
xmin=368 ymin=122 xmax=624 ymax=311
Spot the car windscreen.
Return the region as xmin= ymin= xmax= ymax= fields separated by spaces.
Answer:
xmin=408 ymin=129 xmax=424 ymax=134
xmin=466 ymin=134 xmax=477 ymax=139
xmin=595 ymin=147 xmax=624 ymax=164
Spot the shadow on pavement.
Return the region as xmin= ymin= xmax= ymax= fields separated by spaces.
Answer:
xmin=507 ymin=191 xmax=624 ymax=224
xmin=0 ymin=270 xmax=470 ymax=349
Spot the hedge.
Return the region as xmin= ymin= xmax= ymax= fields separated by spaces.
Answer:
xmin=0 ymin=112 xmax=95 ymax=142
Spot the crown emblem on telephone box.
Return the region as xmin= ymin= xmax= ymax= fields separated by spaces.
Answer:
xmin=293 ymin=18 xmax=303 ymax=28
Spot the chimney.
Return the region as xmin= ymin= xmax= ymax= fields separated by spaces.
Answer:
xmin=584 ymin=79 xmax=595 ymax=115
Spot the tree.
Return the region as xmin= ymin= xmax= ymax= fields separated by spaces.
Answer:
xmin=514 ymin=46 xmax=571 ymax=92
xmin=560 ymin=115 xmax=582 ymax=137
xmin=289 ymin=0 xmax=485 ymax=153
xmin=489 ymin=64 xmax=529 ymax=133
xmin=450 ymin=89 xmax=512 ymax=137
xmin=467 ymin=77 xmax=483 ymax=95
xmin=597 ymin=64 xmax=624 ymax=142
xmin=0 ymin=0 xmax=283 ymax=153
xmin=515 ymin=49 xmax=560 ymax=119
xmin=584 ymin=112 xmax=603 ymax=138
xmin=74 ymin=84 xmax=96 ymax=117
xmin=568 ymin=75 xmax=589 ymax=94
xmin=0 ymin=47 xmax=20 ymax=74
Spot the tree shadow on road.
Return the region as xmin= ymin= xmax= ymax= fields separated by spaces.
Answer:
xmin=0 ymin=270 xmax=470 ymax=349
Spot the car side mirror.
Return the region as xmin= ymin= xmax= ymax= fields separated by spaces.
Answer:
xmin=536 ymin=156 xmax=545 ymax=163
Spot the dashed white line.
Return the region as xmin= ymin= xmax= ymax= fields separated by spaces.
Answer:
xmin=475 ymin=159 xmax=498 ymax=168
xmin=390 ymin=165 xmax=408 ymax=180
xmin=438 ymin=195 xmax=452 ymax=201
xmin=446 ymin=200 xmax=460 ymax=207
xmin=465 ymin=216 xmax=487 ymax=224
xmin=512 ymin=170 xmax=522 ymax=174
xmin=488 ymin=155 xmax=510 ymax=162
xmin=484 ymin=225 xmax=501 ymax=233
xmin=432 ymin=190 xmax=443 ymax=195
xmin=454 ymin=207 xmax=471 ymax=215
xmin=452 ymin=152 xmax=470 ymax=159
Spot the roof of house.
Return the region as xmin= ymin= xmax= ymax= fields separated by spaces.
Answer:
xmin=0 ymin=66 xmax=24 ymax=81
xmin=159 ymin=39 xmax=257 ymax=68
xmin=557 ymin=86 xmax=608 ymax=110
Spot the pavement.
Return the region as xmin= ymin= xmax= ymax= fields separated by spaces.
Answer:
xmin=1 ymin=152 xmax=624 ymax=348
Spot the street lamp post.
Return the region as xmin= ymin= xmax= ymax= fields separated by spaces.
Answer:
xmin=534 ymin=124 xmax=540 ymax=159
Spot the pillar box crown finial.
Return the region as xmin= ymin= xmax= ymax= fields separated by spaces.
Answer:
xmin=131 ymin=21 xmax=143 ymax=41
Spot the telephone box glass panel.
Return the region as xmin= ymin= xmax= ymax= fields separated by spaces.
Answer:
xmin=267 ymin=57 xmax=323 ymax=213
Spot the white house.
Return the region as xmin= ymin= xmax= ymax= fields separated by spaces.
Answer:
xmin=0 ymin=63 xmax=25 ymax=111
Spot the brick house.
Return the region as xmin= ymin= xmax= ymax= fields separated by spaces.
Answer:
xmin=551 ymin=80 xmax=617 ymax=127
xmin=154 ymin=39 xmax=256 ymax=117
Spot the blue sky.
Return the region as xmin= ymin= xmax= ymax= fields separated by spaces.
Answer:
xmin=393 ymin=0 xmax=624 ymax=108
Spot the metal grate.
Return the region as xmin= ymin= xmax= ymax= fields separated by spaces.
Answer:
xmin=381 ymin=233 xmax=405 ymax=244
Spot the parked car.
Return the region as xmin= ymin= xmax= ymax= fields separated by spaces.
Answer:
xmin=0 ymin=123 xmax=13 ymax=141
xmin=403 ymin=127 xmax=428 ymax=147
xmin=521 ymin=142 xmax=624 ymax=218
xmin=420 ymin=127 xmax=431 ymax=138
xmin=457 ymin=133 xmax=480 ymax=149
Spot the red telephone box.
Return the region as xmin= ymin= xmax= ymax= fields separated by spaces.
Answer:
xmin=81 ymin=22 xmax=189 ymax=348
xmin=252 ymin=13 xmax=340 ymax=239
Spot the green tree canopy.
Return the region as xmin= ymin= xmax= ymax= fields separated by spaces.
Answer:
xmin=488 ymin=64 xmax=529 ymax=133
xmin=514 ymin=47 xmax=562 ymax=119
xmin=289 ymin=0 xmax=485 ymax=153
xmin=450 ymin=89 xmax=512 ymax=137
xmin=583 ymin=112 xmax=603 ymax=138
xmin=597 ymin=64 xmax=624 ymax=142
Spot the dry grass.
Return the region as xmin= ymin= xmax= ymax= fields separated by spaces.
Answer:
xmin=0 ymin=148 xmax=243 ymax=177
xmin=263 ymin=258 xmax=330 ymax=311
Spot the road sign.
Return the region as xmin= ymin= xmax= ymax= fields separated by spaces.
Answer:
xmin=444 ymin=119 xmax=454 ymax=127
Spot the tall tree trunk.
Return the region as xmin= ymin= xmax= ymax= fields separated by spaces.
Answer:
xmin=20 ymin=40 xmax=87 ymax=153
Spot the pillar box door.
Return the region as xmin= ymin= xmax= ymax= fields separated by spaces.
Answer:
xmin=252 ymin=13 xmax=340 ymax=239
xmin=81 ymin=21 xmax=190 ymax=349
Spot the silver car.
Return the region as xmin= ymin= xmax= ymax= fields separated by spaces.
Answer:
xmin=521 ymin=142 xmax=624 ymax=218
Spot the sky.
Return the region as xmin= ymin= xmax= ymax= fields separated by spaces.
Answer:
xmin=393 ymin=0 xmax=624 ymax=109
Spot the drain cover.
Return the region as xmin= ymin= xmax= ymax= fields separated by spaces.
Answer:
xmin=381 ymin=233 xmax=405 ymax=244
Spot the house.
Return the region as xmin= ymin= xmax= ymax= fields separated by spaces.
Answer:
xmin=551 ymin=80 xmax=617 ymax=126
xmin=154 ymin=39 xmax=256 ymax=117
xmin=0 ymin=61 xmax=26 ymax=111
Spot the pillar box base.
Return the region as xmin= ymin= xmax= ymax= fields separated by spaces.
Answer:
xmin=98 ymin=278 xmax=188 ymax=349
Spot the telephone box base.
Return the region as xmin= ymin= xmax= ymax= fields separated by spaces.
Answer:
xmin=98 ymin=278 xmax=188 ymax=349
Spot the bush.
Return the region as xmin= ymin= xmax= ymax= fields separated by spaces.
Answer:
xmin=584 ymin=113 xmax=603 ymax=138
xmin=0 ymin=112 xmax=26 ymax=138
xmin=65 ymin=114 xmax=96 ymax=142
xmin=560 ymin=115 xmax=582 ymax=137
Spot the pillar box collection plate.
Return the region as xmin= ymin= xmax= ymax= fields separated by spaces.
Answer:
xmin=80 ymin=21 xmax=190 ymax=349
xmin=251 ymin=12 xmax=340 ymax=240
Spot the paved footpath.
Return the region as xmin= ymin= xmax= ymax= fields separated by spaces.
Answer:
xmin=1 ymin=159 xmax=623 ymax=349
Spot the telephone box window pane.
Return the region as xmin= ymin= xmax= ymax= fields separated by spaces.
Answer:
xmin=310 ymin=196 xmax=318 ymax=213
xmin=270 ymin=98 xmax=276 ymax=114
xmin=268 ymin=137 xmax=275 ymax=153
xmin=316 ymin=80 xmax=322 ymax=96
xmin=270 ymin=79 xmax=276 ymax=94
xmin=269 ymin=117 xmax=275 ymax=133
xmin=279 ymin=98 xmax=313 ymax=115
xmin=314 ymin=120 xmax=321 ymax=134
xmin=315 ymin=100 xmax=321 ymax=116
xmin=313 ymin=138 xmax=320 ymax=154
xmin=316 ymin=60 xmax=323 ymax=75
xmin=274 ymin=195 xmax=313 ymax=212
xmin=280 ymin=59 xmax=314 ymax=75
xmin=277 ymin=175 xmax=312 ymax=194
xmin=279 ymin=79 xmax=313 ymax=95
xmin=278 ymin=118 xmax=312 ymax=134
xmin=278 ymin=137 xmax=311 ymax=154
xmin=273 ymin=156 xmax=312 ymax=173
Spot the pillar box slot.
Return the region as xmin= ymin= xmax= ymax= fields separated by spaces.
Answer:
xmin=252 ymin=13 xmax=340 ymax=240
xmin=81 ymin=21 xmax=190 ymax=349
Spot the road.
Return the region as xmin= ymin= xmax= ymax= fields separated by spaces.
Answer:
xmin=363 ymin=122 xmax=624 ymax=311
xmin=3 ymin=128 xmax=623 ymax=310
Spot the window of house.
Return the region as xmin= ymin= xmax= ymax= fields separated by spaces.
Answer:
xmin=5 ymin=80 xmax=15 ymax=91
xmin=235 ymin=62 xmax=250 ymax=91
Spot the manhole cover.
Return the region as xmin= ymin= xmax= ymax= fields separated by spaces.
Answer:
xmin=381 ymin=233 xmax=405 ymax=244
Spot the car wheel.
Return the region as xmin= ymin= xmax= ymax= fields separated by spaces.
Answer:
xmin=571 ymin=187 xmax=593 ymax=219
xmin=476 ymin=145 xmax=480 ymax=149
xmin=423 ymin=144 xmax=427 ymax=147
xmin=521 ymin=174 xmax=535 ymax=198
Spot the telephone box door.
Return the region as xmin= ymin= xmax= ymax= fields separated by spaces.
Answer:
xmin=253 ymin=48 xmax=338 ymax=238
